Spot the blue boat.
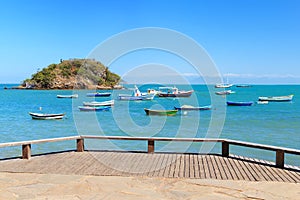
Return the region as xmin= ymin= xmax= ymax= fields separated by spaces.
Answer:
xmin=78 ymin=106 xmax=110 ymax=111
xmin=227 ymin=101 xmax=254 ymax=106
xmin=86 ymin=92 xmax=111 ymax=97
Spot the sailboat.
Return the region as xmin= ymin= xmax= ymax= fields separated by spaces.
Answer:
xmin=215 ymin=75 xmax=233 ymax=88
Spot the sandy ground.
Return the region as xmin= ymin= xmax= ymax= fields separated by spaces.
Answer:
xmin=0 ymin=172 xmax=299 ymax=200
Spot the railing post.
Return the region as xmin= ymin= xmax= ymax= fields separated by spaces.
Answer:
xmin=222 ymin=141 xmax=229 ymax=157
xmin=276 ymin=150 xmax=284 ymax=168
xmin=22 ymin=144 xmax=31 ymax=159
xmin=148 ymin=139 xmax=154 ymax=153
xmin=77 ymin=138 xmax=84 ymax=152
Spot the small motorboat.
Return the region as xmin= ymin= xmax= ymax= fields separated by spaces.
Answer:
xmin=83 ymin=100 xmax=114 ymax=107
xmin=86 ymin=92 xmax=111 ymax=97
xmin=226 ymin=101 xmax=254 ymax=106
xmin=157 ymin=87 xmax=193 ymax=97
xmin=78 ymin=106 xmax=110 ymax=112
xmin=258 ymin=94 xmax=293 ymax=102
xmin=57 ymin=94 xmax=78 ymax=98
xmin=118 ymin=85 xmax=155 ymax=101
xmin=215 ymin=83 xmax=233 ymax=88
xmin=174 ymin=105 xmax=212 ymax=111
xmin=29 ymin=112 xmax=65 ymax=120
xmin=256 ymin=101 xmax=269 ymax=105
xmin=215 ymin=90 xmax=235 ymax=95
xmin=144 ymin=108 xmax=178 ymax=116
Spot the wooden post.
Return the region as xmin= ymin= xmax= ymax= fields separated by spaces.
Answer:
xmin=222 ymin=141 xmax=229 ymax=157
xmin=148 ymin=140 xmax=154 ymax=153
xmin=22 ymin=144 xmax=31 ymax=159
xmin=77 ymin=138 xmax=84 ymax=152
xmin=276 ymin=150 xmax=284 ymax=168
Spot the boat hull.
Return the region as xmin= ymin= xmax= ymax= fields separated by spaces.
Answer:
xmin=83 ymin=100 xmax=114 ymax=107
xmin=226 ymin=101 xmax=253 ymax=106
xmin=158 ymin=90 xmax=193 ymax=98
xmin=78 ymin=106 xmax=110 ymax=111
xmin=29 ymin=112 xmax=65 ymax=120
xmin=258 ymin=95 xmax=293 ymax=102
xmin=144 ymin=108 xmax=178 ymax=116
xmin=86 ymin=93 xmax=111 ymax=97
xmin=174 ymin=105 xmax=211 ymax=110
xmin=57 ymin=94 xmax=78 ymax=98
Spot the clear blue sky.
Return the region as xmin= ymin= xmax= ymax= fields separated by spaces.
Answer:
xmin=0 ymin=0 xmax=299 ymax=84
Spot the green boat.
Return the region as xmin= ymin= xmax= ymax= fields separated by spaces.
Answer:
xmin=144 ymin=108 xmax=178 ymax=116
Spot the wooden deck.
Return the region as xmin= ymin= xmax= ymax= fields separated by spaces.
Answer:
xmin=0 ymin=151 xmax=299 ymax=183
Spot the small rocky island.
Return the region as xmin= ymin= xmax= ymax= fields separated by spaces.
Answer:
xmin=20 ymin=59 xmax=121 ymax=90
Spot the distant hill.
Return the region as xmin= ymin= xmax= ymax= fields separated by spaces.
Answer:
xmin=21 ymin=59 xmax=121 ymax=90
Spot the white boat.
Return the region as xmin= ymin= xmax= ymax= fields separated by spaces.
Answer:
xmin=83 ymin=100 xmax=114 ymax=107
xmin=215 ymin=90 xmax=235 ymax=95
xmin=258 ymin=94 xmax=294 ymax=102
xmin=57 ymin=94 xmax=78 ymax=98
xmin=29 ymin=112 xmax=65 ymax=120
xmin=256 ymin=101 xmax=269 ymax=104
xmin=118 ymin=85 xmax=155 ymax=101
xmin=215 ymin=83 xmax=233 ymax=88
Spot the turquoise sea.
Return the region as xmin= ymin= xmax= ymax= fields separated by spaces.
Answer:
xmin=0 ymin=84 xmax=299 ymax=166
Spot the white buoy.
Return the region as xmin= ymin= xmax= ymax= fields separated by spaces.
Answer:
xmin=39 ymin=107 xmax=42 ymax=111
xmin=183 ymin=111 xmax=188 ymax=115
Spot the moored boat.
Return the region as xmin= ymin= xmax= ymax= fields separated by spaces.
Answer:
xmin=258 ymin=94 xmax=294 ymax=102
xmin=144 ymin=108 xmax=178 ymax=116
xmin=29 ymin=112 xmax=65 ymax=120
xmin=78 ymin=106 xmax=110 ymax=111
xmin=174 ymin=105 xmax=212 ymax=110
xmin=215 ymin=90 xmax=235 ymax=95
xmin=215 ymin=83 xmax=233 ymax=88
xmin=57 ymin=94 xmax=78 ymax=98
xmin=226 ymin=101 xmax=254 ymax=106
xmin=118 ymin=85 xmax=155 ymax=101
xmin=83 ymin=100 xmax=114 ymax=107
xmin=86 ymin=92 xmax=111 ymax=97
xmin=157 ymin=86 xmax=193 ymax=97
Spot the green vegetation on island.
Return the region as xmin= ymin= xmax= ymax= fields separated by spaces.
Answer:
xmin=22 ymin=59 xmax=121 ymax=89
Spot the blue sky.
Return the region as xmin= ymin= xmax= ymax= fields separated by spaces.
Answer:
xmin=0 ymin=0 xmax=299 ymax=84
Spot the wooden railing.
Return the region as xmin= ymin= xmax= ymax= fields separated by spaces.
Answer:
xmin=0 ymin=135 xmax=299 ymax=169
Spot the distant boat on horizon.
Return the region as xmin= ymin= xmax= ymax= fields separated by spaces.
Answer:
xmin=258 ymin=94 xmax=294 ymax=102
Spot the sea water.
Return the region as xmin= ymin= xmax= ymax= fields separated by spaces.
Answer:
xmin=0 ymin=84 xmax=299 ymax=166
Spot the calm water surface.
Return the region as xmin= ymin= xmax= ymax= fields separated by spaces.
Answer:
xmin=0 ymin=84 xmax=299 ymax=166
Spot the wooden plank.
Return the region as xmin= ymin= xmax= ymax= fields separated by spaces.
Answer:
xmin=168 ymin=154 xmax=177 ymax=178
xmin=213 ymin=155 xmax=228 ymax=180
xmin=179 ymin=154 xmax=185 ymax=178
xmin=197 ymin=155 xmax=206 ymax=179
xmin=222 ymin=157 xmax=238 ymax=180
xmin=209 ymin=155 xmax=221 ymax=179
xmin=152 ymin=153 xmax=165 ymax=177
xmin=193 ymin=154 xmax=200 ymax=178
xmin=173 ymin=154 xmax=181 ymax=178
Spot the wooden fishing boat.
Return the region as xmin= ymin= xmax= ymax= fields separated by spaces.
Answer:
xmin=29 ymin=112 xmax=65 ymax=120
xmin=258 ymin=94 xmax=294 ymax=102
xmin=86 ymin=92 xmax=111 ymax=97
xmin=78 ymin=106 xmax=110 ymax=111
xmin=174 ymin=105 xmax=212 ymax=110
xmin=236 ymin=84 xmax=251 ymax=88
xmin=144 ymin=108 xmax=178 ymax=116
xmin=83 ymin=100 xmax=114 ymax=107
xmin=57 ymin=94 xmax=78 ymax=98
xmin=226 ymin=101 xmax=254 ymax=106
xmin=157 ymin=87 xmax=193 ymax=97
